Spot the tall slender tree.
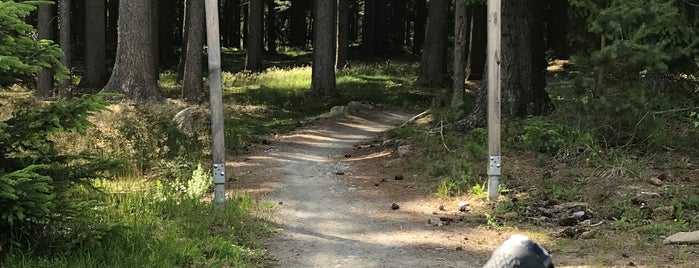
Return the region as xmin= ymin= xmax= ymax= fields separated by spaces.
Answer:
xmin=182 ymin=0 xmax=204 ymax=102
xmin=416 ymin=0 xmax=449 ymax=87
xmin=452 ymin=2 xmax=471 ymax=109
xmin=37 ymin=2 xmax=55 ymax=98
xmin=336 ymin=0 xmax=349 ymax=68
xmin=289 ymin=0 xmax=307 ymax=47
xmin=412 ymin=0 xmax=427 ymax=54
xmin=467 ymin=4 xmax=487 ymax=80
xmin=310 ymin=0 xmax=337 ymax=97
xmin=81 ymin=0 xmax=107 ymax=88
xmin=59 ymin=0 xmax=71 ymax=93
xmin=178 ymin=0 xmax=190 ymax=82
xmin=246 ymin=0 xmax=264 ymax=71
xmin=361 ymin=0 xmax=376 ymax=57
xmin=102 ymin=0 xmax=163 ymax=102
xmin=460 ymin=0 xmax=553 ymax=129
xmin=265 ymin=0 xmax=277 ymax=54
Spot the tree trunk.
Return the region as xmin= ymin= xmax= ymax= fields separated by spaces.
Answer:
xmin=246 ymin=0 xmax=264 ymax=71
xmin=182 ymin=0 xmax=204 ymax=102
xmin=460 ymin=0 xmax=553 ymax=129
xmin=225 ymin=0 xmax=241 ymax=48
xmin=416 ymin=0 xmax=449 ymax=87
xmin=81 ymin=0 xmax=107 ymax=88
xmin=265 ymin=0 xmax=277 ymax=54
xmin=106 ymin=0 xmax=118 ymax=67
xmin=348 ymin=0 xmax=359 ymax=43
xmin=389 ymin=0 xmax=406 ymax=47
xmin=289 ymin=0 xmax=307 ymax=47
xmin=452 ymin=2 xmax=470 ymax=109
xmin=546 ymin=0 xmax=570 ymax=59
xmin=310 ymin=0 xmax=337 ymax=97
xmin=178 ymin=0 xmax=190 ymax=82
xmin=412 ymin=0 xmax=427 ymax=54
xmin=37 ymin=3 xmax=55 ymax=98
xmin=242 ymin=2 xmax=249 ymax=48
xmin=102 ymin=0 xmax=163 ymax=102
xmin=336 ymin=0 xmax=349 ymax=68
xmin=151 ymin=0 xmax=160 ymax=80
xmin=467 ymin=3 xmax=486 ymax=80
xmin=374 ymin=0 xmax=389 ymax=54
xmin=59 ymin=0 xmax=71 ymax=94
xmin=159 ymin=0 xmax=177 ymax=67
xmin=361 ymin=0 xmax=376 ymax=57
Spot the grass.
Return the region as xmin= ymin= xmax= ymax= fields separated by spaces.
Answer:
xmin=3 ymin=180 xmax=274 ymax=267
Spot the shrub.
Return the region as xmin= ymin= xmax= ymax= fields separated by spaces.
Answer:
xmin=0 ymin=0 xmax=68 ymax=86
xmin=0 ymin=94 xmax=121 ymax=254
xmin=521 ymin=117 xmax=597 ymax=155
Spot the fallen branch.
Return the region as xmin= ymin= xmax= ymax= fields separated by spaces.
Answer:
xmin=401 ymin=109 xmax=431 ymax=127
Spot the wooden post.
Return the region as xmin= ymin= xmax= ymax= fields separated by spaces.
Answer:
xmin=204 ymin=0 xmax=226 ymax=209
xmin=486 ymin=0 xmax=501 ymax=203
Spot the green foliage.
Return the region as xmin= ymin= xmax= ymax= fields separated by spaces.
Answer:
xmin=0 ymin=0 xmax=69 ymax=86
xmin=521 ymin=117 xmax=597 ymax=155
xmin=0 ymin=94 xmax=121 ymax=253
xmin=570 ymin=0 xmax=697 ymax=74
xmin=3 ymin=183 xmax=274 ymax=267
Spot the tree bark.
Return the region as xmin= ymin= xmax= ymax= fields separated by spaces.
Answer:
xmin=246 ymin=0 xmax=264 ymax=71
xmin=242 ymin=2 xmax=248 ymax=47
xmin=37 ymin=3 xmax=55 ymax=98
xmin=452 ymin=2 xmax=470 ymax=109
xmin=310 ymin=0 xmax=337 ymax=97
xmin=265 ymin=0 xmax=277 ymax=54
xmin=182 ymin=0 xmax=205 ymax=102
xmin=102 ymin=0 xmax=163 ymax=102
xmin=289 ymin=0 xmax=307 ymax=47
xmin=467 ymin=3 xmax=486 ymax=80
xmin=416 ymin=0 xmax=449 ymax=87
xmin=81 ymin=0 xmax=107 ymax=88
xmin=336 ymin=0 xmax=349 ymax=68
xmin=348 ymin=0 xmax=359 ymax=43
xmin=59 ymin=0 xmax=71 ymax=94
xmin=460 ymin=0 xmax=553 ymax=129
xmin=412 ymin=0 xmax=427 ymax=55
xmin=151 ymin=0 xmax=160 ymax=80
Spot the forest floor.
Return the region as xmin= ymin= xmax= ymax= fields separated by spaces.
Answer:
xmin=228 ymin=103 xmax=699 ymax=268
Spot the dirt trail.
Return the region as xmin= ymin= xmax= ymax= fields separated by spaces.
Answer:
xmin=230 ymin=106 xmax=495 ymax=267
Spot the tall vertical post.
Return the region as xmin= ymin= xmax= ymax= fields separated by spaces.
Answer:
xmin=486 ymin=0 xmax=502 ymax=203
xmin=204 ymin=0 xmax=226 ymax=209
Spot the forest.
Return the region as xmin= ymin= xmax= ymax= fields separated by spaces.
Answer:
xmin=1 ymin=0 xmax=698 ymax=267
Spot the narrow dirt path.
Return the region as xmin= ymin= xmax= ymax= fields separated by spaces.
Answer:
xmin=231 ymin=106 xmax=493 ymax=267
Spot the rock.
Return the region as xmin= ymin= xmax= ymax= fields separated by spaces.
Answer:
xmin=573 ymin=211 xmax=586 ymax=218
xmin=396 ymin=145 xmax=411 ymax=157
xmin=173 ymin=106 xmax=209 ymax=137
xmin=658 ymin=173 xmax=667 ymax=181
xmin=560 ymin=202 xmax=589 ymax=209
xmin=456 ymin=246 xmax=463 ymax=251
xmin=502 ymin=212 xmax=518 ymax=221
xmin=391 ymin=203 xmax=400 ymax=210
xmin=380 ymin=178 xmax=387 ymax=182
xmin=628 ymin=261 xmax=636 ymax=266
xmin=579 ymin=219 xmax=592 ymax=226
xmin=335 ymin=171 xmax=345 ymax=175
xmin=344 ymin=153 xmax=351 ymax=158
xmin=374 ymin=183 xmax=379 ymax=187
xmin=580 ymin=230 xmax=596 ymax=239
xmin=458 ymin=201 xmax=470 ymax=207
xmin=663 ymin=231 xmax=699 ymax=244
xmin=649 ymin=177 xmax=663 ymax=186
xmin=394 ymin=174 xmax=404 ymax=180
xmin=653 ymin=206 xmax=674 ymax=220
xmin=622 ymin=253 xmax=630 ymax=258
xmin=439 ymin=204 xmax=446 ymax=211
